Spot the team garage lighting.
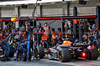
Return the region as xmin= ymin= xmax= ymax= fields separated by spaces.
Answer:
xmin=0 ymin=16 xmax=97 ymax=22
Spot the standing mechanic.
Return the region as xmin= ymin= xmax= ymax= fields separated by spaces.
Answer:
xmin=43 ymin=22 xmax=51 ymax=48
xmin=34 ymin=23 xmax=44 ymax=46
xmin=3 ymin=25 xmax=10 ymax=39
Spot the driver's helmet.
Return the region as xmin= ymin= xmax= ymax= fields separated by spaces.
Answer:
xmin=75 ymin=39 xmax=79 ymax=43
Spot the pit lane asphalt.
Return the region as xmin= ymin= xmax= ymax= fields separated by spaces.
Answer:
xmin=0 ymin=57 xmax=100 ymax=66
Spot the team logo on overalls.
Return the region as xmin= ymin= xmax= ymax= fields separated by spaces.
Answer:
xmin=0 ymin=34 xmax=2 ymax=36
xmin=6 ymin=33 xmax=9 ymax=36
xmin=39 ymin=28 xmax=42 ymax=33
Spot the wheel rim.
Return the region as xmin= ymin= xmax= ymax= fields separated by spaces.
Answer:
xmin=58 ymin=51 xmax=62 ymax=61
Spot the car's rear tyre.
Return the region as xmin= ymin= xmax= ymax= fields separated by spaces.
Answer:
xmin=37 ymin=46 xmax=44 ymax=59
xmin=89 ymin=46 xmax=98 ymax=60
xmin=58 ymin=49 xmax=71 ymax=62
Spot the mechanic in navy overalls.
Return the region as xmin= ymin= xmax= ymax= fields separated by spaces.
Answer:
xmin=34 ymin=23 xmax=44 ymax=46
xmin=20 ymin=26 xmax=27 ymax=41
xmin=16 ymin=27 xmax=27 ymax=60
xmin=3 ymin=25 xmax=10 ymax=39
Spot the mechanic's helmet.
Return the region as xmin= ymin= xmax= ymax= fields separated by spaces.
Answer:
xmin=44 ymin=22 xmax=47 ymax=26
xmin=58 ymin=28 xmax=61 ymax=32
xmin=44 ymin=22 xmax=47 ymax=24
xmin=56 ymin=35 xmax=59 ymax=39
xmin=14 ymin=35 xmax=20 ymax=41
xmin=37 ymin=23 xmax=41 ymax=27
xmin=37 ymin=23 xmax=41 ymax=26
xmin=75 ymin=39 xmax=79 ymax=43
xmin=5 ymin=25 xmax=7 ymax=29
xmin=16 ymin=32 xmax=19 ymax=35
xmin=92 ymin=24 xmax=96 ymax=29
xmin=65 ymin=23 xmax=68 ymax=28
xmin=52 ymin=28 xmax=55 ymax=32
xmin=82 ymin=34 xmax=85 ymax=39
xmin=21 ymin=26 xmax=25 ymax=31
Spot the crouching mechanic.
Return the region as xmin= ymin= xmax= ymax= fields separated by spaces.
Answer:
xmin=16 ymin=27 xmax=28 ymax=61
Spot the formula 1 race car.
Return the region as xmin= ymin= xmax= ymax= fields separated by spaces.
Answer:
xmin=48 ymin=39 xmax=98 ymax=62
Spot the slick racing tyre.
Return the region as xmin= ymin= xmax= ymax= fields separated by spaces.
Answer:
xmin=58 ymin=49 xmax=71 ymax=62
xmin=9 ymin=47 xmax=14 ymax=57
xmin=37 ymin=46 xmax=44 ymax=59
xmin=89 ymin=46 xmax=98 ymax=60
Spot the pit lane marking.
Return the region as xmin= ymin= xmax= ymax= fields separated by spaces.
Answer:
xmin=48 ymin=61 xmax=54 ymax=62
xmin=75 ymin=65 xmax=80 ymax=66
